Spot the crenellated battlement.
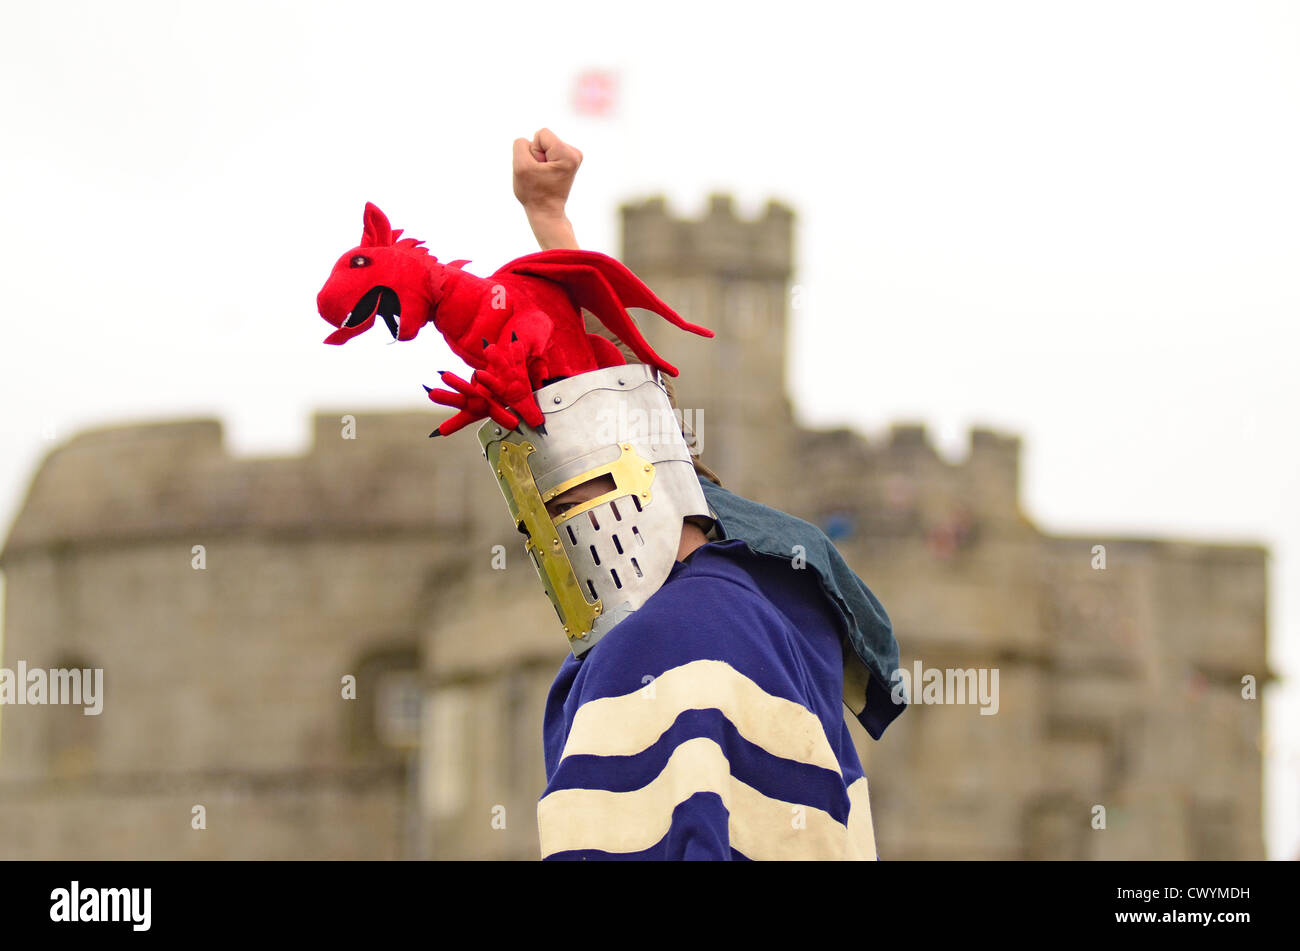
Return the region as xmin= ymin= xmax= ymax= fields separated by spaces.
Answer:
xmin=621 ymin=193 xmax=794 ymax=279
xmin=795 ymin=422 xmax=1024 ymax=528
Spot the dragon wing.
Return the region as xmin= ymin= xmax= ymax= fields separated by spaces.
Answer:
xmin=491 ymin=249 xmax=713 ymax=377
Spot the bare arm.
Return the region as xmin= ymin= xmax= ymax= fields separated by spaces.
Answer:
xmin=513 ymin=128 xmax=582 ymax=250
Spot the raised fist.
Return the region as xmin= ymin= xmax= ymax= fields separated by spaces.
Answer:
xmin=512 ymin=127 xmax=583 ymax=218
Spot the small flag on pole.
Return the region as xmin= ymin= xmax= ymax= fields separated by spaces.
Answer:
xmin=573 ymin=70 xmax=618 ymax=117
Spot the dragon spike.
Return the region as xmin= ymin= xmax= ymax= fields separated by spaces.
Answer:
xmin=428 ymin=428 xmax=442 ymax=438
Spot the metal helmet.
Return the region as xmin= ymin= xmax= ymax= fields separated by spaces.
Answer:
xmin=478 ymin=363 xmax=710 ymax=656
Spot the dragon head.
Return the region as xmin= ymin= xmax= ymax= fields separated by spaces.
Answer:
xmin=316 ymin=203 xmax=459 ymax=345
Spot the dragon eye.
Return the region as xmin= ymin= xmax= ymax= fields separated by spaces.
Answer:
xmin=350 ymin=255 xmax=370 ymax=268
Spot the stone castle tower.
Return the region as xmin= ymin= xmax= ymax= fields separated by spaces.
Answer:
xmin=620 ymin=194 xmax=796 ymax=501
xmin=0 ymin=196 xmax=1268 ymax=860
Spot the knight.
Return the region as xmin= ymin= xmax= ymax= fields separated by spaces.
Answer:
xmin=313 ymin=129 xmax=907 ymax=859
xmin=495 ymin=129 xmax=906 ymax=859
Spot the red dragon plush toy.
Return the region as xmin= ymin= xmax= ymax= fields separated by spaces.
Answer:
xmin=316 ymin=203 xmax=713 ymax=437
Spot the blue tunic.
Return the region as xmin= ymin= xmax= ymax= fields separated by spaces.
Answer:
xmin=539 ymin=535 xmax=888 ymax=860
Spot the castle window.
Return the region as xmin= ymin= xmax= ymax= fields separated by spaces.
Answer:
xmin=374 ymin=670 xmax=422 ymax=751
xmin=45 ymin=654 xmax=101 ymax=779
xmin=725 ymin=281 xmax=766 ymax=341
xmin=348 ymin=645 xmax=420 ymax=756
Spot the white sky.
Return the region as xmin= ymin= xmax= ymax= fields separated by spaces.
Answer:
xmin=1 ymin=0 xmax=1296 ymax=858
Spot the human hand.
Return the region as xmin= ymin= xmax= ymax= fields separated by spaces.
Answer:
xmin=512 ymin=127 xmax=583 ymax=219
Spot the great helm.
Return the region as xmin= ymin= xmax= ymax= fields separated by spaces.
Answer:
xmin=478 ymin=363 xmax=710 ymax=656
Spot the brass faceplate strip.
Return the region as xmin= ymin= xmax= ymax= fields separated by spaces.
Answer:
xmin=548 ymin=442 xmax=658 ymax=527
xmin=492 ymin=439 xmax=602 ymax=643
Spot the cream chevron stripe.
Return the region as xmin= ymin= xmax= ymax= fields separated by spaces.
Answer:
xmin=844 ymin=776 xmax=877 ymax=860
xmin=559 ymin=659 xmax=840 ymax=773
xmin=538 ymin=736 xmax=871 ymax=860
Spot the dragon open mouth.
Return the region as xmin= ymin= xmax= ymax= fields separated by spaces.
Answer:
xmin=344 ymin=286 xmax=401 ymax=338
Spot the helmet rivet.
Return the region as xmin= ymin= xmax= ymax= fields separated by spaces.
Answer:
xmin=493 ymin=427 xmax=502 ymax=436
xmin=641 ymin=491 xmax=649 ymax=498
xmin=553 ymin=396 xmax=562 ymax=404
xmin=644 ymin=464 xmax=651 ymax=472
xmin=617 ymin=378 xmax=625 ymax=385
xmin=563 ymin=626 xmax=569 ymax=633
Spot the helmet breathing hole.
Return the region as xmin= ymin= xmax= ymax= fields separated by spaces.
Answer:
xmin=589 ymin=545 xmax=601 ymax=566
xmin=610 ymin=568 xmax=622 ymax=589
xmin=632 ymin=495 xmax=642 ymax=512
xmin=610 ymin=499 xmax=622 ymax=521
xmin=632 ymin=526 xmax=645 ymax=545
xmin=586 ymin=579 xmax=598 ymax=600
xmin=612 ymin=534 xmax=623 ymax=554
xmin=566 ymin=524 xmax=577 ymax=545
xmin=631 ymin=557 xmax=643 ymax=578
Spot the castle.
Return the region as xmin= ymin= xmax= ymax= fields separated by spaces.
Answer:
xmin=0 ymin=196 xmax=1267 ymax=859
